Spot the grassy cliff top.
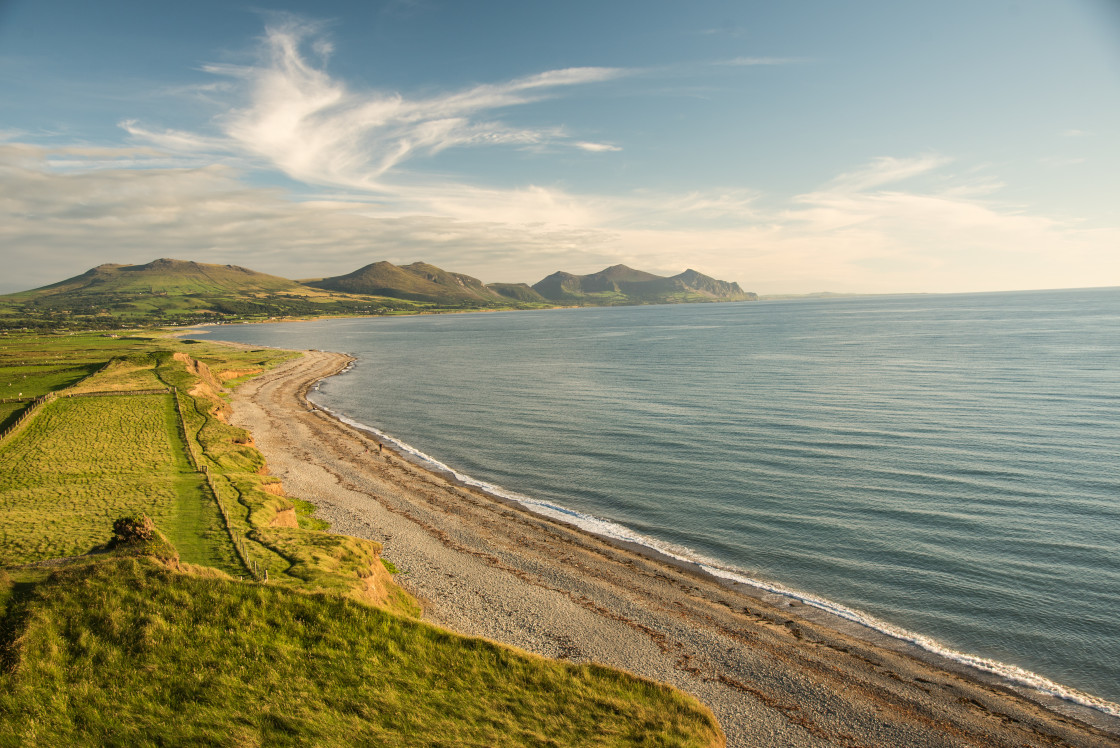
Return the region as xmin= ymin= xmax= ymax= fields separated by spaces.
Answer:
xmin=0 ymin=330 xmax=725 ymax=747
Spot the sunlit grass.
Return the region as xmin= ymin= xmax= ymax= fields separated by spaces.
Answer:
xmin=0 ymin=394 xmax=236 ymax=571
xmin=0 ymin=558 xmax=723 ymax=747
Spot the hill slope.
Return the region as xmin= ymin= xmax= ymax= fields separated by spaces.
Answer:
xmin=305 ymin=261 xmax=512 ymax=306
xmin=532 ymin=264 xmax=755 ymax=304
xmin=0 ymin=258 xmax=754 ymax=329
xmin=486 ymin=282 xmax=549 ymax=303
xmin=0 ymin=258 xmax=403 ymax=328
xmin=0 ymin=557 xmax=722 ymax=746
xmin=15 ymin=258 xmax=299 ymax=297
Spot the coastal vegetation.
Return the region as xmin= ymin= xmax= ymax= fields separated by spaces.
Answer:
xmin=0 ymin=329 xmax=724 ymax=746
xmin=0 ymin=556 xmax=721 ymax=746
xmin=0 ymin=257 xmax=754 ymax=330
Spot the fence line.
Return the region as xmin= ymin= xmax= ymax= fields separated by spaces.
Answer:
xmin=63 ymin=388 xmax=173 ymax=398
xmin=0 ymin=392 xmax=56 ymax=444
xmin=172 ymin=388 xmax=263 ymax=582
xmin=1 ymin=370 xmax=267 ymax=582
xmin=1 ymin=358 xmax=113 ymax=406
xmin=1 ymin=388 xmax=180 ymax=443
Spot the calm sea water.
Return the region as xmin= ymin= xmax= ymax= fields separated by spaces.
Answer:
xmin=203 ymin=288 xmax=1120 ymax=712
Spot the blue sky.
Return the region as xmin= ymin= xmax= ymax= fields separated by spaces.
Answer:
xmin=1 ymin=0 xmax=1118 ymax=294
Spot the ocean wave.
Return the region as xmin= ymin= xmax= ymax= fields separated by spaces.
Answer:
xmin=308 ymin=393 xmax=1120 ymax=719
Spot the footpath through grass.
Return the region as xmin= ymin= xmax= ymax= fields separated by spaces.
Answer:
xmin=0 ymin=394 xmax=225 ymax=567
xmin=0 ymin=330 xmax=414 ymax=603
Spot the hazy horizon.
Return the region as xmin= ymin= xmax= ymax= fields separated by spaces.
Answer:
xmin=5 ymin=254 xmax=1119 ymax=300
xmin=2 ymin=1 xmax=1118 ymax=295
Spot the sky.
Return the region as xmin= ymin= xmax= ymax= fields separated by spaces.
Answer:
xmin=1 ymin=0 xmax=1118 ymax=295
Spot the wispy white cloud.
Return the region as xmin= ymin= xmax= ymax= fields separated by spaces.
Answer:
xmin=696 ymin=25 xmax=746 ymax=38
xmin=119 ymin=120 xmax=231 ymax=155
xmin=125 ymin=19 xmax=626 ymax=191
xmin=6 ymin=144 xmax=1117 ymax=296
xmin=573 ymin=141 xmax=622 ymax=152
xmin=4 ymin=17 xmax=1118 ymax=297
xmin=828 ymin=154 xmax=952 ymax=192
xmin=1039 ymin=156 xmax=1087 ymax=167
xmin=0 ymin=144 xmax=619 ymax=291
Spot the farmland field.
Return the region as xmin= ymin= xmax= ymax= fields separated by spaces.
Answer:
xmin=0 ymin=393 xmax=238 ymax=572
xmin=0 ymin=365 xmax=98 ymax=400
xmin=68 ymin=355 xmax=167 ymax=393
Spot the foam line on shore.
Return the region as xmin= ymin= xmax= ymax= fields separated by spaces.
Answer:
xmin=307 ymin=387 xmax=1120 ymax=720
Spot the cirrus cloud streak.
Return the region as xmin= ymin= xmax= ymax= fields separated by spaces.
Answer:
xmin=126 ymin=18 xmax=626 ymax=191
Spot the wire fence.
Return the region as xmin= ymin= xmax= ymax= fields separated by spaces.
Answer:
xmin=1 ymin=388 xmax=175 ymax=443
xmin=172 ymin=388 xmax=265 ymax=582
xmin=0 ymin=391 xmax=57 ymax=444
xmin=0 ymin=378 xmax=267 ymax=583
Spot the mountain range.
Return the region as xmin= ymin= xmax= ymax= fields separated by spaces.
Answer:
xmin=0 ymin=258 xmax=755 ymax=329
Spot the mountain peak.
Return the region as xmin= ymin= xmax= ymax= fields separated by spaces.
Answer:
xmin=306 ymin=260 xmax=505 ymax=305
xmin=532 ymin=265 xmax=753 ymax=303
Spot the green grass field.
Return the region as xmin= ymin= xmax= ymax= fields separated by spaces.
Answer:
xmin=0 ymin=394 xmax=237 ymax=573
xmin=0 ymin=365 xmax=98 ymax=401
xmin=68 ymin=355 xmax=166 ymax=392
xmin=0 ymin=333 xmax=409 ymax=603
xmin=0 ymin=558 xmax=722 ymax=747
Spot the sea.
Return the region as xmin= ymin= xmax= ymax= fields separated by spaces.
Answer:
xmin=200 ymin=287 xmax=1120 ymax=715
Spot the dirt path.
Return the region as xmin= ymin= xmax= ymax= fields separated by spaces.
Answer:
xmin=231 ymin=350 xmax=1120 ymax=748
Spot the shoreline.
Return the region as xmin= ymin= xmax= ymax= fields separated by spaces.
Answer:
xmin=307 ymin=361 xmax=1120 ymax=726
xmin=302 ymin=350 xmax=1120 ymax=724
xmin=229 ymin=347 xmax=1120 ymax=747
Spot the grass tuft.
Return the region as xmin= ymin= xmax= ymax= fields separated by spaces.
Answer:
xmin=380 ymin=558 xmax=400 ymax=574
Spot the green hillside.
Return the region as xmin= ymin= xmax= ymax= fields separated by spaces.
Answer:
xmin=17 ymin=258 xmax=299 ymax=297
xmin=0 ymin=259 xmax=418 ymax=329
xmin=305 ymin=261 xmax=516 ymax=307
xmin=532 ymin=264 xmax=756 ymax=304
xmin=0 ymin=258 xmax=754 ymax=330
xmin=486 ymin=282 xmax=549 ymax=303
xmin=0 ymin=558 xmax=722 ymax=747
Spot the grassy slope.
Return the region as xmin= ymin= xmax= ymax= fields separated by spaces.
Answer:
xmin=1 ymin=257 xmax=755 ymax=331
xmin=305 ymin=261 xmax=525 ymax=307
xmin=0 ymin=558 xmax=722 ymax=747
xmin=10 ymin=259 xmax=301 ymax=297
xmin=531 ymin=265 xmax=752 ymax=306
xmin=0 ymin=260 xmax=430 ymax=329
xmin=487 ymin=282 xmax=550 ymax=303
xmin=0 ymin=333 xmax=408 ymax=604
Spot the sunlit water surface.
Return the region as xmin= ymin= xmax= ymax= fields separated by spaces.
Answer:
xmin=204 ymin=288 xmax=1120 ymax=711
